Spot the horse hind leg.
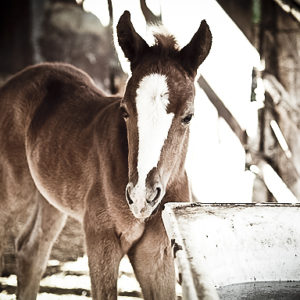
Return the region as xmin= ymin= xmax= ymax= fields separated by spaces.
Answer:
xmin=15 ymin=193 xmax=67 ymax=300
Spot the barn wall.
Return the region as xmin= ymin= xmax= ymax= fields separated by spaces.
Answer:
xmin=260 ymin=1 xmax=300 ymax=199
xmin=217 ymin=0 xmax=300 ymax=202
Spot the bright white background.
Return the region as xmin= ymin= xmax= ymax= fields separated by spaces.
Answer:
xmin=84 ymin=0 xmax=261 ymax=203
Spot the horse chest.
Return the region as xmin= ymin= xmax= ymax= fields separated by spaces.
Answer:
xmin=118 ymin=222 xmax=145 ymax=253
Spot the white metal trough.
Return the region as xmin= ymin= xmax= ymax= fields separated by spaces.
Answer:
xmin=162 ymin=203 xmax=300 ymax=300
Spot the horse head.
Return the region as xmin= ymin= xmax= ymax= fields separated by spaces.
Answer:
xmin=117 ymin=11 xmax=212 ymax=219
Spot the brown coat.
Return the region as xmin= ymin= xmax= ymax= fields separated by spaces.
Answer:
xmin=0 ymin=11 xmax=212 ymax=300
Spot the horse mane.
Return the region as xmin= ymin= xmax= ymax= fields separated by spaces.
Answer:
xmin=149 ymin=27 xmax=180 ymax=57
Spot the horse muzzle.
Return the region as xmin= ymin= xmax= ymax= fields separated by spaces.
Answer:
xmin=125 ymin=182 xmax=165 ymax=219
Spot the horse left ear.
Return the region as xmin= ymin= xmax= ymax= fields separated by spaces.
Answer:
xmin=117 ymin=11 xmax=149 ymax=69
xmin=179 ymin=20 xmax=212 ymax=78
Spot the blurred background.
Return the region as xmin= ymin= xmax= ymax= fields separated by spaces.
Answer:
xmin=0 ymin=0 xmax=299 ymax=298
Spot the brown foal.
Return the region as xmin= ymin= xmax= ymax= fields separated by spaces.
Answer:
xmin=0 ymin=11 xmax=212 ymax=300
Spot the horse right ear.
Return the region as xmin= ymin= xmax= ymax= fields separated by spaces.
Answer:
xmin=179 ymin=20 xmax=212 ymax=78
xmin=117 ymin=11 xmax=149 ymax=69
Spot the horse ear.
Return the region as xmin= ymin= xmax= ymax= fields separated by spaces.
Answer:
xmin=117 ymin=11 xmax=149 ymax=69
xmin=179 ymin=20 xmax=212 ymax=77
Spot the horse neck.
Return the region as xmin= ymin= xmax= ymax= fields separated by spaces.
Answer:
xmin=93 ymin=99 xmax=129 ymax=190
xmin=169 ymin=129 xmax=190 ymax=187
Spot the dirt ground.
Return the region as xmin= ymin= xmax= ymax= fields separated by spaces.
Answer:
xmin=0 ymin=255 xmax=182 ymax=299
xmin=0 ymin=256 xmax=141 ymax=299
xmin=0 ymin=211 xmax=181 ymax=299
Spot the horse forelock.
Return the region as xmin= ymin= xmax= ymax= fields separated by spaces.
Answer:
xmin=137 ymin=24 xmax=181 ymax=60
xmin=151 ymin=33 xmax=180 ymax=55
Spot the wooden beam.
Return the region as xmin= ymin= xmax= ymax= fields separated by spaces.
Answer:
xmin=140 ymin=0 xmax=161 ymax=25
xmin=255 ymin=160 xmax=299 ymax=203
xmin=273 ymin=0 xmax=300 ymax=23
xmin=263 ymin=73 xmax=300 ymax=179
xmin=198 ymin=76 xmax=248 ymax=146
xmin=199 ymin=75 xmax=299 ymax=203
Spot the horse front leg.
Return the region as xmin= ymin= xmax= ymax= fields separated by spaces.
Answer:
xmin=84 ymin=210 xmax=123 ymax=300
xmin=128 ymin=215 xmax=176 ymax=300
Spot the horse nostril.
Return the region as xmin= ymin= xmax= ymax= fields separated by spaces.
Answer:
xmin=126 ymin=185 xmax=133 ymax=205
xmin=154 ymin=187 xmax=161 ymax=202
xmin=146 ymin=186 xmax=162 ymax=205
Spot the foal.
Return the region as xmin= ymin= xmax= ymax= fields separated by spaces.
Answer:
xmin=0 ymin=11 xmax=212 ymax=300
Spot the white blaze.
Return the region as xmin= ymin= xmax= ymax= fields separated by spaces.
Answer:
xmin=135 ymin=74 xmax=174 ymax=191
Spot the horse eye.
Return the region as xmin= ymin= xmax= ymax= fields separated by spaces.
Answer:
xmin=120 ymin=107 xmax=129 ymax=119
xmin=182 ymin=114 xmax=193 ymax=124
